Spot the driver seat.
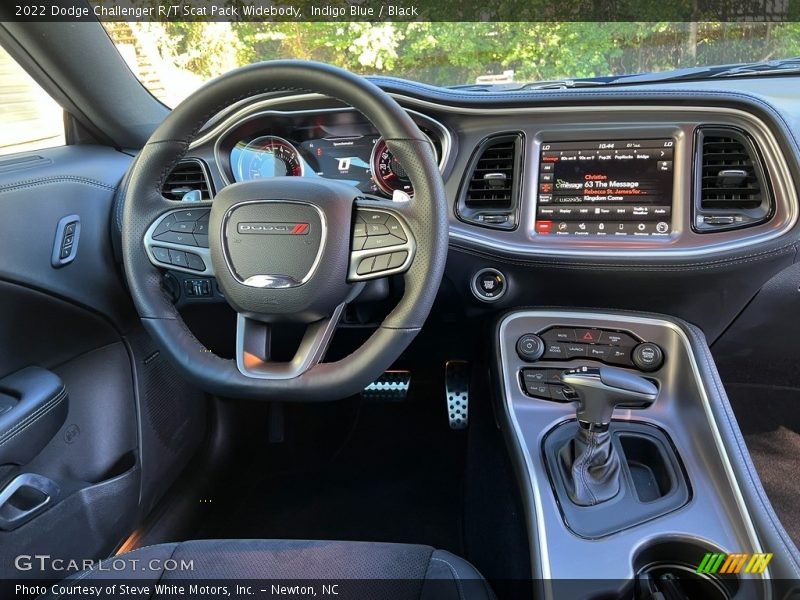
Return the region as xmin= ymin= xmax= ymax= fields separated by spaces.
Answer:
xmin=53 ymin=539 xmax=495 ymax=599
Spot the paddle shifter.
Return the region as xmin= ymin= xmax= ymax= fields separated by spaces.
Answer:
xmin=557 ymin=366 xmax=658 ymax=506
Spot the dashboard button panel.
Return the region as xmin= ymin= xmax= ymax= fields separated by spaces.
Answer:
xmin=535 ymin=326 xmax=644 ymax=368
xmin=520 ymin=368 xmax=576 ymax=402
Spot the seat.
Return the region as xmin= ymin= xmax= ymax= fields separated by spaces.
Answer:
xmin=52 ymin=539 xmax=495 ymax=599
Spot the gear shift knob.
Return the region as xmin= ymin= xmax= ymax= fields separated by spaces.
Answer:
xmin=560 ymin=366 xmax=658 ymax=429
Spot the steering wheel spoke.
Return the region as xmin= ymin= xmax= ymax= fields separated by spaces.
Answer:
xmin=349 ymin=198 xmax=416 ymax=281
xmin=236 ymin=304 xmax=345 ymax=380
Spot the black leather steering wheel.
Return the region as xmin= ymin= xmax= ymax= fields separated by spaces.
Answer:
xmin=122 ymin=61 xmax=447 ymax=401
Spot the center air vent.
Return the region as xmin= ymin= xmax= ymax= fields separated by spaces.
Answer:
xmin=694 ymin=127 xmax=772 ymax=232
xmin=161 ymin=159 xmax=213 ymax=201
xmin=457 ymin=133 xmax=523 ymax=229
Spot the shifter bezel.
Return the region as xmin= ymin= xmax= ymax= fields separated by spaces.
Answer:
xmin=542 ymin=419 xmax=690 ymax=538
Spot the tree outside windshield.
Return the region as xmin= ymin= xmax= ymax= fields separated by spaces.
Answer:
xmin=103 ymin=22 xmax=800 ymax=107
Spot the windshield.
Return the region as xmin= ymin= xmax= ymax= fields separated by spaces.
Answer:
xmin=102 ymin=21 xmax=800 ymax=107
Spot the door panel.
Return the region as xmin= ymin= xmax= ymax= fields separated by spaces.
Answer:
xmin=0 ymin=144 xmax=206 ymax=579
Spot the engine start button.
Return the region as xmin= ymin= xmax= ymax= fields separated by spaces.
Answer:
xmin=471 ymin=268 xmax=507 ymax=302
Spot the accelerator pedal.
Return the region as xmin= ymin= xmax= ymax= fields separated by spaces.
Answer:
xmin=445 ymin=361 xmax=470 ymax=429
xmin=362 ymin=370 xmax=411 ymax=402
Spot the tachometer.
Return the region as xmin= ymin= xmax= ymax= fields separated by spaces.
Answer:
xmin=370 ymin=138 xmax=414 ymax=196
xmin=234 ymin=136 xmax=304 ymax=181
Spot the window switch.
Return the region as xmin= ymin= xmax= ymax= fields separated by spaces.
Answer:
xmin=52 ymin=215 xmax=80 ymax=268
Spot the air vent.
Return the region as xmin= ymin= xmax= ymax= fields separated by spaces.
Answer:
xmin=457 ymin=133 xmax=523 ymax=229
xmin=161 ymin=159 xmax=212 ymax=201
xmin=694 ymin=127 xmax=772 ymax=232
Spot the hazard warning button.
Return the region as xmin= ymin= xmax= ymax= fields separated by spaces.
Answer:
xmin=575 ymin=329 xmax=601 ymax=343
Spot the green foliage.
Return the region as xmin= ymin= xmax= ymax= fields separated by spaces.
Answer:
xmin=107 ymin=19 xmax=800 ymax=91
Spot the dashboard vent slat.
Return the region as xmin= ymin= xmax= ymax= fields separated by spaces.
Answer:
xmin=457 ymin=133 xmax=523 ymax=230
xmin=693 ymin=127 xmax=772 ymax=232
xmin=162 ymin=159 xmax=212 ymax=201
xmin=465 ymin=141 xmax=516 ymax=207
xmin=700 ymin=135 xmax=762 ymax=209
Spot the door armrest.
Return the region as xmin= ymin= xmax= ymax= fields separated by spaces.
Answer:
xmin=0 ymin=367 xmax=68 ymax=465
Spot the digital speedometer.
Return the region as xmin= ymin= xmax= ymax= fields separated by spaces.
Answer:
xmin=234 ymin=136 xmax=304 ymax=182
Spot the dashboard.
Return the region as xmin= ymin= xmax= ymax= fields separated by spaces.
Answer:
xmin=178 ymin=91 xmax=796 ymax=262
xmin=149 ymin=77 xmax=800 ymax=341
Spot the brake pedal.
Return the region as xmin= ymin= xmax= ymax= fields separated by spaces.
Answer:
xmin=362 ymin=370 xmax=411 ymax=401
xmin=445 ymin=361 xmax=469 ymax=429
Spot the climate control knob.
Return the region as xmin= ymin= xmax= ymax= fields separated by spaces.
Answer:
xmin=516 ymin=334 xmax=545 ymax=362
xmin=632 ymin=342 xmax=664 ymax=372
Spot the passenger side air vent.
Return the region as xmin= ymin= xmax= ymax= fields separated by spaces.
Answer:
xmin=457 ymin=133 xmax=523 ymax=230
xmin=694 ymin=127 xmax=772 ymax=232
xmin=161 ymin=159 xmax=213 ymax=201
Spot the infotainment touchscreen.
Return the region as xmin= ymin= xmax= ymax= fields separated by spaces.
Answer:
xmin=535 ymin=139 xmax=675 ymax=237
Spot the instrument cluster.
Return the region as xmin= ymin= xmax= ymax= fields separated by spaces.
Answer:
xmin=219 ymin=109 xmax=444 ymax=198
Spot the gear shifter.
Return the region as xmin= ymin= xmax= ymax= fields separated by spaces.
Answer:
xmin=557 ymin=366 xmax=658 ymax=506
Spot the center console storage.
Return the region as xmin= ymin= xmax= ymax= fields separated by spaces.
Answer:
xmin=495 ymin=310 xmax=775 ymax=599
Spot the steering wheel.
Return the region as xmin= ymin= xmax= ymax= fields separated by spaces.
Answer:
xmin=122 ymin=61 xmax=447 ymax=401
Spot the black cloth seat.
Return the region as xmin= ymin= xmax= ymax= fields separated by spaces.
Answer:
xmin=51 ymin=539 xmax=495 ymax=599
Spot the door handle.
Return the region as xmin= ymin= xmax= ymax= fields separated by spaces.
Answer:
xmin=0 ymin=473 xmax=60 ymax=530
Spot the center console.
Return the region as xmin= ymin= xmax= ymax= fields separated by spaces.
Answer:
xmin=495 ymin=310 xmax=778 ymax=599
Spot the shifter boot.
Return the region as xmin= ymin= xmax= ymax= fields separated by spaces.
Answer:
xmin=559 ymin=425 xmax=621 ymax=506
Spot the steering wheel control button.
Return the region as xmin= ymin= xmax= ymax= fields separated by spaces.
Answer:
xmin=168 ymin=249 xmax=188 ymax=268
xmin=152 ymin=246 xmax=171 ymax=264
xmin=385 ymin=216 xmax=407 ymax=241
xmin=351 ymin=237 xmax=367 ymax=251
xmin=388 ymin=251 xmax=408 ymax=269
xmin=357 ymin=257 xmax=375 ymax=275
xmin=364 ymin=234 xmax=404 ymax=250
xmin=194 ymin=234 xmax=209 ymax=248
xmin=516 ymin=334 xmax=545 ymax=362
xmin=363 ymin=212 xmax=389 ymax=224
xmin=366 ymin=223 xmax=389 ymax=235
xmin=185 ymin=252 xmax=206 ymax=271
xmin=155 ymin=231 xmax=197 ymax=246
xmin=170 ymin=221 xmax=195 ymax=233
xmin=353 ymin=222 xmax=366 ymax=237
xmin=153 ymin=214 xmax=176 ymax=237
xmin=174 ymin=209 xmax=209 ymax=222
xmin=632 ymin=343 xmax=664 ymax=372
xmin=372 ymin=254 xmax=391 ymax=272
xmin=471 ymin=268 xmax=507 ymax=302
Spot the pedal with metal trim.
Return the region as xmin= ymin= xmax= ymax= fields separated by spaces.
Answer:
xmin=445 ymin=361 xmax=470 ymax=429
xmin=362 ymin=370 xmax=411 ymax=401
